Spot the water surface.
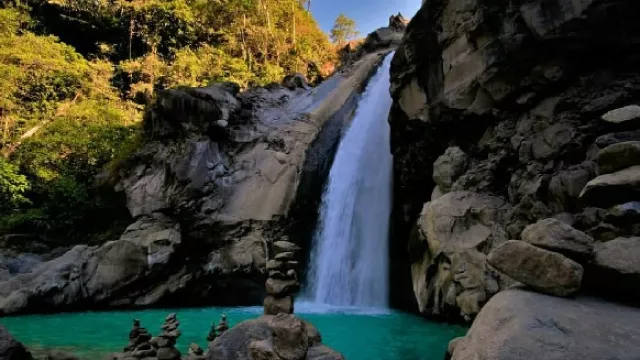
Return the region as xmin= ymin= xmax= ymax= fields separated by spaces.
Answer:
xmin=1 ymin=303 xmax=466 ymax=360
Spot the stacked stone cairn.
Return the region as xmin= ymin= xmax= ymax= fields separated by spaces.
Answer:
xmin=264 ymin=237 xmax=301 ymax=315
xmin=123 ymin=319 xmax=156 ymax=360
xmin=216 ymin=314 xmax=229 ymax=334
xmin=154 ymin=313 xmax=181 ymax=360
xmin=185 ymin=343 xmax=205 ymax=360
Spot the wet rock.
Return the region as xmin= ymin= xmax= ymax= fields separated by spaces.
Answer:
xmin=597 ymin=141 xmax=640 ymax=175
xmin=487 ymin=240 xmax=583 ymax=297
xmin=451 ymin=289 xmax=640 ymax=360
xmin=521 ymin=218 xmax=594 ymax=260
xmin=580 ymin=165 xmax=640 ymax=208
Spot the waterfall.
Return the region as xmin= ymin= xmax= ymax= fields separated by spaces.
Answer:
xmin=306 ymin=53 xmax=394 ymax=308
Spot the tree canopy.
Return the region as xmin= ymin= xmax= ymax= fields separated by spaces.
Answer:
xmin=330 ymin=13 xmax=358 ymax=46
xmin=0 ymin=0 xmax=335 ymax=249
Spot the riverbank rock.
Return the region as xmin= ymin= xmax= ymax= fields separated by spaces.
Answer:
xmin=388 ymin=0 xmax=640 ymax=317
xmin=450 ymin=289 xmax=640 ymax=360
xmin=521 ymin=219 xmax=594 ymax=260
xmin=207 ymin=314 xmax=343 ymax=360
xmin=0 ymin=326 xmax=33 ymax=360
xmin=487 ymin=240 xmax=583 ymax=297
xmin=0 ymin=50 xmax=393 ymax=315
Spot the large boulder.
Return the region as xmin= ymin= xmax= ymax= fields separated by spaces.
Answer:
xmin=521 ymin=218 xmax=594 ymax=260
xmin=207 ymin=315 xmax=343 ymax=360
xmin=0 ymin=326 xmax=33 ymax=360
xmin=411 ymin=191 xmax=509 ymax=321
xmin=451 ymin=289 xmax=640 ymax=360
xmin=487 ymin=240 xmax=583 ymax=297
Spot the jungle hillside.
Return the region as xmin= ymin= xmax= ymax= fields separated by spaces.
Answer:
xmin=0 ymin=0 xmax=336 ymax=251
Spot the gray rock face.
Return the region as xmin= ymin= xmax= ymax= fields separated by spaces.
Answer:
xmin=487 ymin=240 xmax=583 ymax=297
xmin=521 ymin=218 xmax=594 ymax=260
xmin=0 ymin=52 xmax=391 ymax=315
xmin=451 ymin=289 xmax=640 ymax=360
xmin=0 ymin=326 xmax=33 ymax=360
xmin=411 ymin=191 xmax=509 ymax=320
xmin=433 ymin=147 xmax=468 ymax=192
xmin=207 ymin=315 xmax=342 ymax=360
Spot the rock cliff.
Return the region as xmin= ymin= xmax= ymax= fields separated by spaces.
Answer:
xmin=389 ymin=0 xmax=640 ymax=321
xmin=0 ymin=50 xmax=392 ymax=315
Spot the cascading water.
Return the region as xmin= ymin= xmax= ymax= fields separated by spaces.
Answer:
xmin=305 ymin=53 xmax=394 ymax=308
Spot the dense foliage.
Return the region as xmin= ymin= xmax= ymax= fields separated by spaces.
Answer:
xmin=0 ymin=0 xmax=335 ymax=249
xmin=330 ymin=13 xmax=358 ymax=47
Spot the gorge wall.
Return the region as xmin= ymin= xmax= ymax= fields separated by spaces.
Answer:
xmin=389 ymin=0 xmax=640 ymax=321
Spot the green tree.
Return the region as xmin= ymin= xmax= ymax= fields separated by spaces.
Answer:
xmin=330 ymin=13 xmax=358 ymax=46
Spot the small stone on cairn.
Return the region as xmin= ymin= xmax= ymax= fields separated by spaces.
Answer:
xmin=216 ymin=314 xmax=229 ymax=335
xmin=264 ymin=237 xmax=301 ymax=315
xmin=185 ymin=343 xmax=205 ymax=360
xmin=123 ymin=319 xmax=156 ymax=359
xmin=155 ymin=313 xmax=182 ymax=360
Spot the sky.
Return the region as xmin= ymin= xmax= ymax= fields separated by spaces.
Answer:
xmin=310 ymin=0 xmax=422 ymax=37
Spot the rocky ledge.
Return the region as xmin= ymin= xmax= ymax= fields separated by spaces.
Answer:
xmin=0 ymin=45 xmax=395 ymax=315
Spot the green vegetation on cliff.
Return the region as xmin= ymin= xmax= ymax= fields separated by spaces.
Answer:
xmin=0 ymin=0 xmax=334 ymax=248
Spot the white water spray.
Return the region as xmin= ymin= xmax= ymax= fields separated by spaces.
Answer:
xmin=306 ymin=53 xmax=394 ymax=308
